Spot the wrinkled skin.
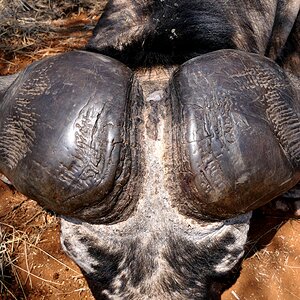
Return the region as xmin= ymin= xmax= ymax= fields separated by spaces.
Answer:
xmin=0 ymin=0 xmax=300 ymax=299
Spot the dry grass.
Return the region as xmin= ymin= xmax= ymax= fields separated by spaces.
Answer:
xmin=0 ymin=186 xmax=65 ymax=299
xmin=0 ymin=0 xmax=104 ymax=42
xmin=0 ymin=217 xmax=50 ymax=299
xmin=0 ymin=0 xmax=107 ymax=74
xmin=0 ymin=204 xmax=85 ymax=299
xmin=0 ymin=184 xmax=91 ymax=300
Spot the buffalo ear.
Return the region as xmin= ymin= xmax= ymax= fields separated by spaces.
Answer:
xmin=170 ymin=49 xmax=300 ymax=220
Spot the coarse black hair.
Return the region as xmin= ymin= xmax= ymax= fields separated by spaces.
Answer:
xmin=86 ymin=0 xmax=237 ymax=68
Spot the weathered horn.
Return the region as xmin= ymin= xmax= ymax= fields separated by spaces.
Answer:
xmin=170 ymin=49 xmax=300 ymax=220
xmin=0 ymin=50 xmax=142 ymax=224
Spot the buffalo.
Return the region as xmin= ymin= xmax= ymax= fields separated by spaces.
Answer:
xmin=0 ymin=0 xmax=299 ymax=299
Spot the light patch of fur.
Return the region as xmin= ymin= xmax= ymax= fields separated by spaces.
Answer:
xmin=214 ymin=220 xmax=250 ymax=273
xmin=60 ymin=225 xmax=99 ymax=274
xmin=0 ymin=173 xmax=12 ymax=185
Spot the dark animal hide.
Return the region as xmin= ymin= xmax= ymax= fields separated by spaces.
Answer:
xmin=86 ymin=0 xmax=238 ymax=67
xmin=86 ymin=0 xmax=299 ymax=68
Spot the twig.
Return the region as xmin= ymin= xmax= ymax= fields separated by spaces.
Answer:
xmin=23 ymin=240 xmax=33 ymax=288
xmin=24 ymin=211 xmax=43 ymax=225
xmin=231 ymin=290 xmax=240 ymax=300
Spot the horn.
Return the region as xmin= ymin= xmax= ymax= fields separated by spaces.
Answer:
xmin=170 ymin=49 xmax=300 ymax=220
xmin=0 ymin=50 xmax=142 ymax=224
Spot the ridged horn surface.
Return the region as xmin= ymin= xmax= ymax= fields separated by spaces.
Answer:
xmin=170 ymin=49 xmax=300 ymax=219
xmin=0 ymin=50 xmax=142 ymax=223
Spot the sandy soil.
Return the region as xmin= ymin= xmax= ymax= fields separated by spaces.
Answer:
xmin=0 ymin=9 xmax=299 ymax=300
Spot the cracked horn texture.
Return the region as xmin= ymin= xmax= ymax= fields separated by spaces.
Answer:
xmin=0 ymin=50 xmax=140 ymax=223
xmin=170 ymin=49 xmax=300 ymax=220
